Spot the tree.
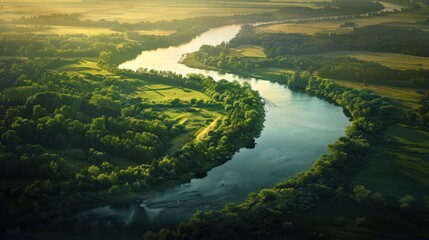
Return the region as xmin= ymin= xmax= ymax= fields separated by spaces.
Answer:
xmin=33 ymin=105 xmax=47 ymax=119
xmin=399 ymin=195 xmax=415 ymax=209
xmin=54 ymin=133 xmax=68 ymax=149
xmin=353 ymin=185 xmax=372 ymax=203
xmin=87 ymin=165 xmax=100 ymax=176
xmin=1 ymin=130 xmax=21 ymax=150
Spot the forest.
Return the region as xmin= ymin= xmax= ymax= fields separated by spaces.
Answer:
xmin=0 ymin=55 xmax=265 ymax=227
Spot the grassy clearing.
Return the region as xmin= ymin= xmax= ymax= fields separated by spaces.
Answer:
xmin=56 ymin=60 xmax=114 ymax=76
xmin=6 ymin=26 xmax=176 ymax=35
xmin=134 ymin=84 xmax=211 ymax=102
xmin=28 ymin=25 xmax=121 ymax=35
xmin=196 ymin=117 xmax=221 ymax=141
xmin=319 ymin=50 xmax=429 ymax=70
xmin=134 ymin=29 xmax=176 ymax=36
xmin=247 ymin=67 xmax=294 ymax=79
xmin=229 ymin=45 xmax=267 ymax=58
xmin=164 ymin=107 xmax=225 ymax=153
xmin=256 ymin=22 xmax=353 ymax=35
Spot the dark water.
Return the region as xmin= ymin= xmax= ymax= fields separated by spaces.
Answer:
xmin=3 ymin=25 xmax=349 ymax=240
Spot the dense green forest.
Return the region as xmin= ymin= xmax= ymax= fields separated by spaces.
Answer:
xmin=0 ymin=55 xmax=265 ymax=226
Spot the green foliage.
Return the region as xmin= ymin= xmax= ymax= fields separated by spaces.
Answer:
xmin=0 ymin=57 xmax=265 ymax=226
xmin=185 ymin=25 xmax=429 ymax=88
xmin=149 ymin=69 xmax=396 ymax=239
xmin=399 ymin=195 xmax=416 ymax=209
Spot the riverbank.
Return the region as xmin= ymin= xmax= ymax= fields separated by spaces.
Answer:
xmin=167 ymin=34 xmax=429 ymax=238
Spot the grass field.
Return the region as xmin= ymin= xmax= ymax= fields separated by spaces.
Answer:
xmin=256 ymin=21 xmax=354 ymax=35
xmin=134 ymin=29 xmax=176 ymax=36
xmin=29 ymin=25 xmax=121 ymax=35
xmin=246 ymin=66 xmax=424 ymax=110
xmin=319 ymin=50 xmax=429 ymax=70
xmin=328 ymin=79 xmax=423 ymax=109
xmin=229 ymin=45 xmax=267 ymax=58
xmin=248 ymin=65 xmax=424 ymax=110
xmin=134 ymin=84 xmax=211 ymax=102
xmin=56 ymin=60 xmax=114 ymax=76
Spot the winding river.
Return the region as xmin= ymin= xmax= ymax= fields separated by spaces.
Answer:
xmin=5 ymin=25 xmax=350 ymax=240
xmin=71 ymin=25 xmax=348 ymax=239
xmin=3 ymin=2 xmax=408 ymax=239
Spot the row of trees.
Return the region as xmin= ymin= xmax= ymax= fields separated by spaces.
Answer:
xmin=183 ymin=26 xmax=429 ymax=88
xmin=229 ymin=25 xmax=429 ymax=58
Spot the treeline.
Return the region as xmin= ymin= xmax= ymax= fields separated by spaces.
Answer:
xmin=230 ymin=25 xmax=429 ymax=57
xmin=0 ymin=58 xmax=265 ymax=226
xmin=8 ymin=0 xmax=385 ymax=34
xmin=144 ymin=71 xmax=398 ymax=240
xmin=0 ymin=33 xmax=124 ymax=57
xmin=186 ymin=49 xmax=429 ymax=88
xmin=274 ymin=0 xmax=383 ymax=17
xmin=0 ymin=3 xmax=394 ymax=62
xmin=183 ymin=25 xmax=429 ymax=88
xmin=0 ymin=27 xmax=208 ymax=62
xmin=11 ymin=13 xmax=246 ymax=33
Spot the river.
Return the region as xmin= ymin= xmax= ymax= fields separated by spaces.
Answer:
xmin=4 ymin=25 xmax=350 ymax=240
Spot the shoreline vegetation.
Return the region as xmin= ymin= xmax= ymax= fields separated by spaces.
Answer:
xmin=158 ymin=49 xmax=399 ymax=240
xmin=159 ymin=22 xmax=429 ymax=239
xmin=0 ymin=55 xmax=266 ymax=229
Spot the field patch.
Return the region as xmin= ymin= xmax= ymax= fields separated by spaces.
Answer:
xmin=56 ymin=60 xmax=114 ymax=76
xmin=164 ymin=107 xmax=225 ymax=152
xmin=256 ymin=22 xmax=353 ymax=35
xmin=134 ymin=84 xmax=211 ymax=102
xmin=329 ymin=79 xmax=422 ymax=109
xmin=28 ymin=25 xmax=120 ymax=35
xmin=134 ymin=29 xmax=176 ymax=36
xmin=319 ymin=50 xmax=429 ymax=70
xmin=229 ymin=45 xmax=267 ymax=58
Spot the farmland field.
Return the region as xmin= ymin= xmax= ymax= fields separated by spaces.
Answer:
xmin=229 ymin=45 xmax=267 ymax=58
xmin=319 ymin=50 xmax=429 ymax=70
xmin=256 ymin=3 xmax=428 ymax=35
